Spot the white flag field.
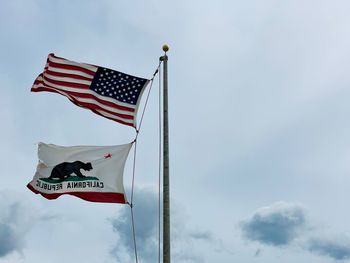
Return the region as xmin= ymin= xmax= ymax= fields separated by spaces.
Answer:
xmin=27 ymin=142 xmax=132 ymax=203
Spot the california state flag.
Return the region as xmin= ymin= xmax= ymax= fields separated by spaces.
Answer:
xmin=27 ymin=142 xmax=132 ymax=203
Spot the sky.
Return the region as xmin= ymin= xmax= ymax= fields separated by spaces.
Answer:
xmin=1 ymin=0 xmax=350 ymax=262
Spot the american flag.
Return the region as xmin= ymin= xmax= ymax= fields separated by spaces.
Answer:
xmin=32 ymin=53 xmax=149 ymax=127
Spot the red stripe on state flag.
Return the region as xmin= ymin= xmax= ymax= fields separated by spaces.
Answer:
xmin=27 ymin=184 xmax=127 ymax=204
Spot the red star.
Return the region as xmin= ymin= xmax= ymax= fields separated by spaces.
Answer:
xmin=104 ymin=153 xmax=112 ymax=159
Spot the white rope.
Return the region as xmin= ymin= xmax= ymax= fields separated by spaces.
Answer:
xmin=128 ymin=62 xmax=162 ymax=263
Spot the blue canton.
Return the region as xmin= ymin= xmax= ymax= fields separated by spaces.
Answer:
xmin=90 ymin=67 xmax=147 ymax=105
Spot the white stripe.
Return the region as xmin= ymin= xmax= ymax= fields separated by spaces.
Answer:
xmin=47 ymin=66 xmax=96 ymax=79
xmin=32 ymin=84 xmax=75 ymax=101
xmin=49 ymin=54 xmax=98 ymax=72
xmin=43 ymin=76 xmax=89 ymax=89
xmin=45 ymin=73 xmax=93 ymax=86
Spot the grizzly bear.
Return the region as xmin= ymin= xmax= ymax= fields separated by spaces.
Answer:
xmin=49 ymin=161 xmax=93 ymax=181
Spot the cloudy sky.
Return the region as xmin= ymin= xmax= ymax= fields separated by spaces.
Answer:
xmin=2 ymin=0 xmax=350 ymax=262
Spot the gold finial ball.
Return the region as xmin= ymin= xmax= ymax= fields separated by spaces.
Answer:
xmin=162 ymin=44 xmax=170 ymax=52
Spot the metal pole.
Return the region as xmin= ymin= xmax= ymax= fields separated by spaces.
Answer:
xmin=160 ymin=44 xmax=170 ymax=263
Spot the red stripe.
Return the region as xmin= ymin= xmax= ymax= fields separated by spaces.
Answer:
xmin=91 ymin=110 xmax=135 ymax=127
xmin=48 ymin=60 xmax=96 ymax=76
xmin=43 ymin=75 xmax=90 ymax=90
xmin=72 ymin=100 xmax=134 ymax=120
xmin=46 ymin=69 xmax=93 ymax=81
xmin=69 ymin=92 xmax=134 ymax=113
xmin=27 ymin=184 xmax=126 ymax=203
xmin=31 ymin=87 xmax=136 ymax=124
xmin=33 ymin=81 xmax=135 ymax=113
xmin=66 ymin=98 xmax=136 ymax=127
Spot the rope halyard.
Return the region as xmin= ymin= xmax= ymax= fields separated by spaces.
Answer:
xmin=128 ymin=62 xmax=162 ymax=263
xmin=131 ymin=61 xmax=162 ymax=203
xmin=129 ymin=138 xmax=139 ymax=263
xmin=130 ymin=203 xmax=139 ymax=263
xmin=136 ymin=61 xmax=162 ymax=134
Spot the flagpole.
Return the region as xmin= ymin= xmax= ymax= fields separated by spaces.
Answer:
xmin=160 ymin=44 xmax=170 ymax=263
